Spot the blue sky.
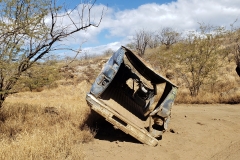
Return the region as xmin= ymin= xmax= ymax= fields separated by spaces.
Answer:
xmin=62 ymin=0 xmax=175 ymax=10
xmin=55 ymin=0 xmax=240 ymax=56
xmin=97 ymin=0 xmax=175 ymax=10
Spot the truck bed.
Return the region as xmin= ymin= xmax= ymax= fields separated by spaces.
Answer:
xmin=86 ymin=93 xmax=158 ymax=146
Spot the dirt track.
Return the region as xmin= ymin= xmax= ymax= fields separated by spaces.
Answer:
xmin=83 ymin=104 xmax=240 ymax=160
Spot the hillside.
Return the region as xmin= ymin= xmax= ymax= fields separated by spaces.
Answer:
xmin=1 ymin=62 xmax=240 ymax=159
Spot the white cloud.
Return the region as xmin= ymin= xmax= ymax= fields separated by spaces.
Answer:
xmin=103 ymin=0 xmax=240 ymax=36
xmin=52 ymin=0 xmax=240 ymax=55
xmin=82 ymin=41 xmax=120 ymax=55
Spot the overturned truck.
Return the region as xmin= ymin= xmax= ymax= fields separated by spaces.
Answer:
xmin=86 ymin=46 xmax=178 ymax=146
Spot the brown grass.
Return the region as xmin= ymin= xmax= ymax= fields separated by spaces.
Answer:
xmin=143 ymin=45 xmax=240 ymax=104
xmin=0 ymin=49 xmax=239 ymax=159
xmin=175 ymin=91 xmax=220 ymax=104
xmin=0 ymin=80 xmax=94 ymax=159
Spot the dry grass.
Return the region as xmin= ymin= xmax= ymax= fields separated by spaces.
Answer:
xmin=175 ymin=91 xmax=220 ymax=104
xmin=175 ymin=73 xmax=240 ymax=104
xmin=143 ymin=47 xmax=240 ymax=104
xmin=0 ymin=48 xmax=239 ymax=159
xmin=0 ymin=80 xmax=94 ymax=159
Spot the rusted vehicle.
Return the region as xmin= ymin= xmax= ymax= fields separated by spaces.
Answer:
xmin=86 ymin=46 xmax=178 ymax=146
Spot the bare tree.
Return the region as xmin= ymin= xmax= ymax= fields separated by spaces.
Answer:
xmin=0 ymin=0 xmax=104 ymax=108
xmin=157 ymin=27 xmax=181 ymax=49
xmin=103 ymin=48 xmax=114 ymax=57
xmin=148 ymin=32 xmax=160 ymax=49
xmin=132 ymin=29 xmax=151 ymax=56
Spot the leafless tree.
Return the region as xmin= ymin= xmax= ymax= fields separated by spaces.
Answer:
xmin=157 ymin=27 xmax=181 ymax=49
xmin=148 ymin=33 xmax=160 ymax=49
xmin=103 ymin=48 xmax=115 ymax=57
xmin=0 ymin=0 xmax=104 ymax=108
xmin=132 ymin=29 xmax=151 ymax=56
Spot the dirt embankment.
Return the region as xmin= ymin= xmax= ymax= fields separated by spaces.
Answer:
xmin=83 ymin=104 xmax=240 ymax=160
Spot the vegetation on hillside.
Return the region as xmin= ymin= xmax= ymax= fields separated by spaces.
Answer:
xmin=131 ymin=23 xmax=240 ymax=103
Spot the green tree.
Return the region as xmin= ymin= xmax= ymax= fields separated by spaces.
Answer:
xmin=0 ymin=0 xmax=103 ymax=108
xmin=16 ymin=62 xmax=60 ymax=92
xmin=174 ymin=24 xmax=226 ymax=96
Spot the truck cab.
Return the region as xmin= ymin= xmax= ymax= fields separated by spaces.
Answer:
xmin=86 ymin=46 xmax=178 ymax=146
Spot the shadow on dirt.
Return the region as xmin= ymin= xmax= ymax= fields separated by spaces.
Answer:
xmin=84 ymin=110 xmax=140 ymax=144
xmin=94 ymin=120 xmax=141 ymax=144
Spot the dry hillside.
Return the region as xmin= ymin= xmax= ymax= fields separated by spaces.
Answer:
xmin=0 ymin=52 xmax=240 ymax=159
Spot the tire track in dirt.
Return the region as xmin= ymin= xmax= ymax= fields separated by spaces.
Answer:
xmin=211 ymin=140 xmax=240 ymax=160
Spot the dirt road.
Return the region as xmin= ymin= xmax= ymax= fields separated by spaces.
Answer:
xmin=83 ymin=104 xmax=240 ymax=160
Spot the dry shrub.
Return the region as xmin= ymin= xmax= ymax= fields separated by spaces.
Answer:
xmin=176 ymin=89 xmax=220 ymax=104
xmin=1 ymin=80 xmax=94 ymax=159
xmin=58 ymin=57 xmax=106 ymax=86
xmin=57 ymin=79 xmax=75 ymax=86
xmin=219 ymin=87 xmax=240 ymax=104
xmin=220 ymin=95 xmax=240 ymax=104
xmin=175 ymin=87 xmax=240 ymax=104
xmin=143 ymin=45 xmax=240 ymax=104
xmin=174 ymin=62 xmax=240 ymax=104
xmin=212 ymin=75 xmax=239 ymax=93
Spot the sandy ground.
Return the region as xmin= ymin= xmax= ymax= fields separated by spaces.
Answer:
xmin=83 ymin=104 xmax=240 ymax=160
